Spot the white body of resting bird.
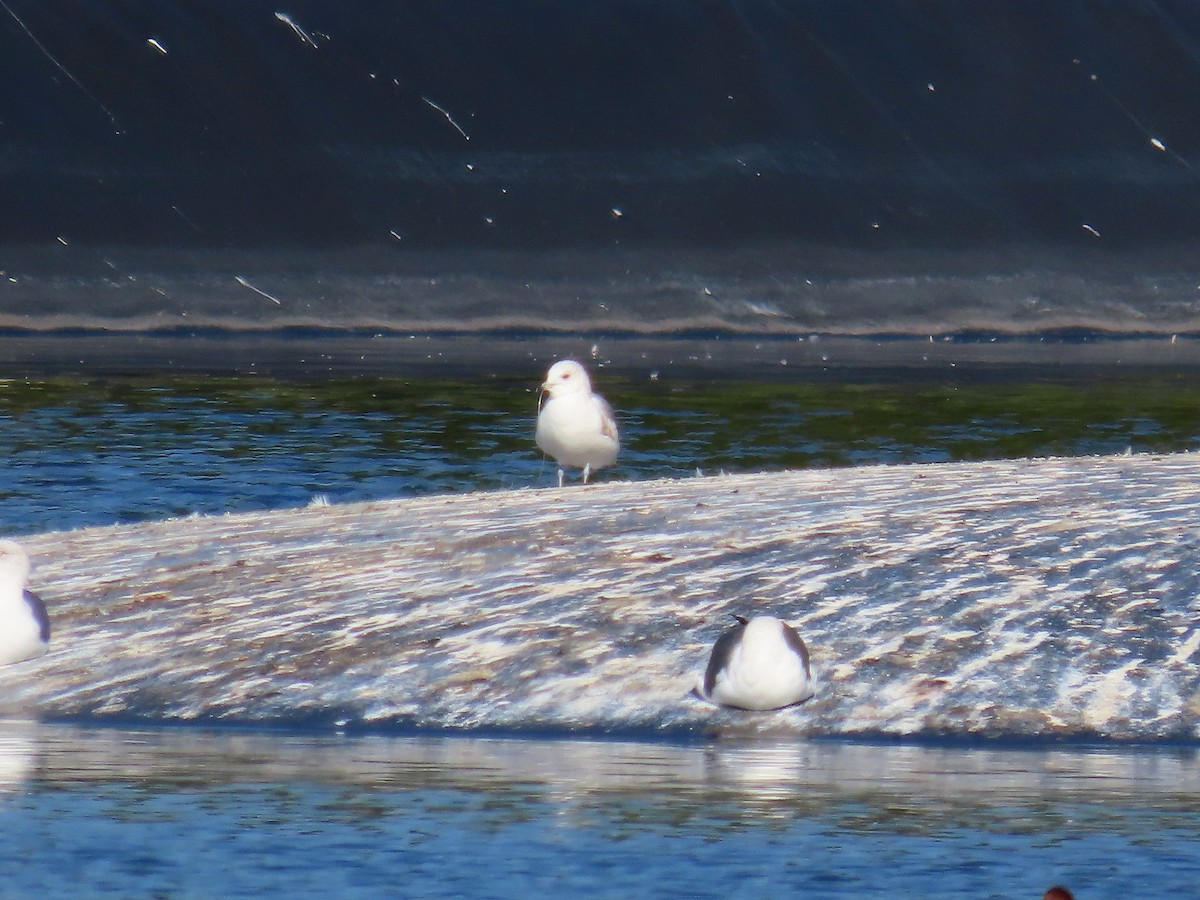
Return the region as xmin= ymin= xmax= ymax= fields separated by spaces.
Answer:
xmin=0 ymin=541 xmax=50 ymax=666
xmin=697 ymin=614 xmax=814 ymax=710
xmin=535 ymin=359 xmax=620 ymax=487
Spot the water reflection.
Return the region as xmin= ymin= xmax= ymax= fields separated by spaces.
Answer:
xmin=2 ymin=721 xmax=1196 ymax=896
xmin=0 ymin=720 xmax=37 ymax=792
xmin=6 ymin=720 xmax=1197 ymax=826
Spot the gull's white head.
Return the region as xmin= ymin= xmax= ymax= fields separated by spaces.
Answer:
xmin=541 ymin=360 xmax=593 ymax=398
xmin=0 ymin=541 xmax=31 ymax=588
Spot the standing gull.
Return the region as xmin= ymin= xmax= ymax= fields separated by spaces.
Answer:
xmin=0 ymin=541 xmax=50 ymax=666
xmin=697 ymin=615 xmax=814 ymax=710
xmin=535 ymin=359 xmax=620 ymax=487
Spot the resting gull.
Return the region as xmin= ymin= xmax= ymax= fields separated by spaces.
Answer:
xmin=697 ymin=614 xmax=814 ymax=711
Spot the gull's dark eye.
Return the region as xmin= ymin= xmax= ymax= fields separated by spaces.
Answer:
xmin=562 ymin=373 xmax=571 ymax=379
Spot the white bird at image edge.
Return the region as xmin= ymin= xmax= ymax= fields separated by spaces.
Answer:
xmin=0 ymin=540 xmax=50 ymax=666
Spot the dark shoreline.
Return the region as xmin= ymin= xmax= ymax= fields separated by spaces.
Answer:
xmin=6 ymin=239 xmax=1200 ymax=339
xmin=3 ymin=329 xmax=1200 ymax=381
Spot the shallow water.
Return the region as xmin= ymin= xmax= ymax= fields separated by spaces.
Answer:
xmin=1 ymin=721 xmax=1197 ymax=898
xmin=6 ymin=367 xmax=1200 ymax=894
xmin=5 ymin=370 xmax=1200 ymax=535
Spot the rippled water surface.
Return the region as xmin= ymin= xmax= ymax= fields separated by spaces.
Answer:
xmin=2 ymin=723 xmax=1197 ymax=898
xmin=5 ymin=370 xmax=1200 ymax=535
xmin=7 ymin=364 xmax=1200 ymax=896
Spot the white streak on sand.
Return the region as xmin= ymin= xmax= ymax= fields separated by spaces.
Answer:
xmin=1171 ymin=629 xmax=1200 ymax=665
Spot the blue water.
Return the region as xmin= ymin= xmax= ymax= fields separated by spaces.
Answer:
xmin=2 ymin=723 xmax=1197 ymax=898
xmin=0 ymin=788 xmax=1140 ymax=897
xmin=5 ymin=366 xmax=1200 ymax=895
xmin=3 ymin=366 xmax=1198 ymax=894
xmin=6 ymin=371 xmax=1200 ymax=535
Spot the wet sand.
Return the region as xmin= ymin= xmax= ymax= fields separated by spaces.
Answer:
xmin=4 ymin=450 xmax=1199 ymax=740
